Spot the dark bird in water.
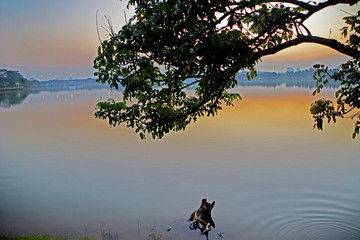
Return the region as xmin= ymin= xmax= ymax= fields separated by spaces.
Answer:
xmin=188 ymin=198 xmax=215 ymax=240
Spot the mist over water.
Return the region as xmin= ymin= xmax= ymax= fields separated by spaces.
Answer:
xmin=1 ymin=87 xmax=359 ymax=240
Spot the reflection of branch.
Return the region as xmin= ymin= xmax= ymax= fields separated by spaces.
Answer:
xmin=216 ymin=232 xmax=225 ymax=240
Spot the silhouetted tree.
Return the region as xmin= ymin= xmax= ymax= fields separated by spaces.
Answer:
xmin=94 ymin=0 xmax=359 ymax=139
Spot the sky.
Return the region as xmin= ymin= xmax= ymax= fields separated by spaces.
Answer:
xmin=0 ymin=0 xmax=358 ymax=80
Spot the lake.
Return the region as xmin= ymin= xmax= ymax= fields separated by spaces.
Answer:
xmin=0 ymin=86 xmax=359 ymax=240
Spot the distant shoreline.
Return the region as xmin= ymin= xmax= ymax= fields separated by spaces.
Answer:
xmin=0 ymin=87 xmax=25 ymax=92
xmin=2 ymin=68 xmax=342 ymax=92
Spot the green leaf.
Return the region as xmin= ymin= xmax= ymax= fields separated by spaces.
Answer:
xmin=349 ymin=34 xmax=359 ymax=45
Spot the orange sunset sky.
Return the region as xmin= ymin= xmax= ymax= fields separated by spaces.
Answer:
xmin=0 ymin=0 xmax=358 ymax=80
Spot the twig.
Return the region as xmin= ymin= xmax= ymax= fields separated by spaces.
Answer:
xmin=96 ymin=10 xmax=102 ymax=44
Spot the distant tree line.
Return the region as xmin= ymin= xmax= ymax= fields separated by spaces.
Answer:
xmin=0 ymin=67 xmax=344 ymax=109
xmin=39 ymin=78 xmax=110 ymax=92
xmin=236 ymin=68 xmax=341 ymax=88
xmin=0 ymin=68 xmax=342 ymax=91
xmin=0 ymin=69 xmax=39 ymax=89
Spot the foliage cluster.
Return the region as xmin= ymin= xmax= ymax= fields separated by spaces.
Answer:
xmin=311 ymin=11 xmax=359 ymax=138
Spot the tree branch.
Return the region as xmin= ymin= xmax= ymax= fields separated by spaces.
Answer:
xmin=277 ymin=0 xmax=358 ymax=10
xmin=272 ymin=0 xmax=359 ymax=23
xmin=303 ymin=0 xmax=359 ymax=21
xmin=276 ymin=0 xmax=316 ymax=10
xmin=252 ymin=35 xmax=360 ymax=62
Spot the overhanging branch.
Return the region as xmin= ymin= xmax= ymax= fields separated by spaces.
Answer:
xmin=277 ymin=0 xmax=358 ymax=11
xmin=274 ymin=0 xmax=359 ymax=22
xmin=252 ymin=35 xmax=360 ymax=62
xmin=305 ymin=0 xmax=359 ymax=21
xmin=276 ymin=0 xmax=315 ymax=10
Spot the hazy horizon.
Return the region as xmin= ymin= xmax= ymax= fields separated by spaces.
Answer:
xmin=0 ymin=0 xmax=357 ymax=80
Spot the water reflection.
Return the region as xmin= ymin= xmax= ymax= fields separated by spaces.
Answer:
xmin=0 ymin=87 xmax=359 ymax=240
xmin=0 ymin=79 xmax=113 ymax=109
xmin=0 ymin=88 xmax=121 ymax=109
xmin=0 ymin=80 xmax=337 ymax=109
xmin=0 ymin=89 xmax=40 ymax=108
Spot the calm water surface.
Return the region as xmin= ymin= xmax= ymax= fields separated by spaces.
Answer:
xmin=0 ymin=87 xmax=359 ymax=240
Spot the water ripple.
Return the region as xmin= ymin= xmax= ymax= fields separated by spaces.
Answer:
xmin=244 ymin=190 xmax=360 ymax=240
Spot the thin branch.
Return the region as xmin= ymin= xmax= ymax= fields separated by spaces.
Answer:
xmin=104 ymin=15 xmax=116 ymax=37
xmin=344 ymin=106 xmax=356 ymax=115
xmin=275 ymin=0 xmax=316 ymax=10
xmin=124 ymin=10 xmax=128 ymax=24
xmin=215 ymin=5 xmax=243 ymax=26
xmin=302 ymin=0 xmax=359 ymax=22
xmin=340 ymin=9 xmax=353 ymax=15
xmin=299 ymin=23 xmax=312 ymax=36
xmin=96 ymin=10 xmax=102 ymax=44
xmin=181 ymin=79 xmax=201 ymax=90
